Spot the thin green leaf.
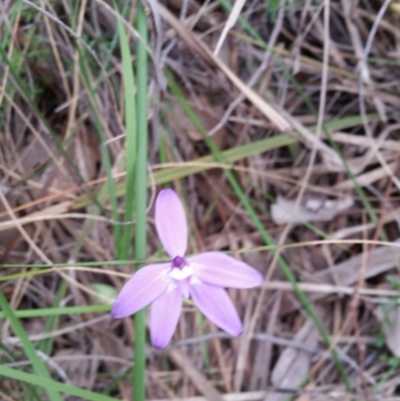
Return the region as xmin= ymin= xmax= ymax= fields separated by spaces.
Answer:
xmin=0 ymin=365 xmax=119 ymax=401
xmin=166 ymin=70 xmax=351 ymax=388
xmin=0 ymin=293 xmax=63 ymax=401
xmin=115 ymin=0 xmax=137 ymax=260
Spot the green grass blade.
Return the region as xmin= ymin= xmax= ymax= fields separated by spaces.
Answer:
xmin=0 ymin=293 xmax=63 ymax=401
xmin=0 ymin=304 xmax=110 ymax=319
xmin=0 ymin=365 xmax=119 ymax=401
xmin=36 ymin=280 xmax=68 ymax=357
xmin=115 ymin=1 xmax=137 ymax=261
xmin=77 ymin=47 xmax=122 ymax=246
xmin=69 ymin=111 xmax=380 ymax=212
xmin=0 ymin=46 xmax=102 ymax=215
xmin=217 ymin=0 xmax=379 ymax=228
xmin=166 ymin=70 xmax=351 ymax=389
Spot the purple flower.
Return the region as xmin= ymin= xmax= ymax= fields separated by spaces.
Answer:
xmin=111 ymin=189 xmax=264 ymax=349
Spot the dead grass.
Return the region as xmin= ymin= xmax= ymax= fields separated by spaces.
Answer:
xmin=1 ymin=0 xmax=400 ymax=399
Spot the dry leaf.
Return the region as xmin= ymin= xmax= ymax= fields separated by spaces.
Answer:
xmin=96 ymin=326 xmax=133 ymax=399
xmin=20 ymin=127 xmax=98 ymax=196
xmin=312 ymin=239 xmax=400 ymax=287
xmin=54 ymin=348 xmax=95 ymax=388
xmin=167 ymin=96 xmax=228 ymax=148
xmin=376 ymin=305 xmax=400 ymax=357
xmin=271 ymin=196 xmax=353 ymax=225
xmin=265 ymin=319 xmax=319 ymax=401
xmin=167 ymin=348 xmax=224 ymax=401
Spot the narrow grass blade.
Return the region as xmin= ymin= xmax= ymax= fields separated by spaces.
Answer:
xmin=217 ymin=0 xmax=380 ymax=228
xmin=0 ymin=304 xmax=110 ymax=319
xmin=166 ymin=71 xmax=351 ymax=389
xmin=0 ymin=293 xmax=63 ymax=401
xmin=0 ymin=365 xmax=119 ymax=401
xmin=36 ymin=280 xmax=68 ymax=357
xmin=77 ymin=48 xmax=122 ymax=247
xmin=0 ymin=46 xmax=102 ymax=214
xmin=115 ymin=1 xmax=137 ymax=259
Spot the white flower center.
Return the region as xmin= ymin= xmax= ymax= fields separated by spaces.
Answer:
xmin=170 ymin=265 xmax=193 ymax=280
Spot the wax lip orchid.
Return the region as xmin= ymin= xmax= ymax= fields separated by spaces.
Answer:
xmin=111 ymin=189 xmax=264 ymax=349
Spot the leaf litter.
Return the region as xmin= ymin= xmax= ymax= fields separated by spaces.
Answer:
xmin=1 ymin=0 xmax=400 ymax=400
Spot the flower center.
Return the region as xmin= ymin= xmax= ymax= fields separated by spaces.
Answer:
xmin=170 ymin=265 xmax=193 ymax=280
xmin=170 ymin=256 xmax=193 ymax=281
xmin=172 ymin=255 xmax=187 ymax=268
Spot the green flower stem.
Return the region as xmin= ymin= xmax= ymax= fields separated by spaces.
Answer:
xmin=133 ymin=4 xmax=149 ymax=401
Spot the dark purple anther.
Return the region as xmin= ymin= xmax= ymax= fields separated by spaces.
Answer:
xmin=172 ymin=256 xmax=187 ymax=268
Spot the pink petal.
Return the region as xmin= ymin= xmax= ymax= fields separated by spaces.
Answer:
xmin=190 ymin=282 xmax=243 ymax=336
xmin=111 ymin=263 xmax=171 ymax=318
xmin=188 ymin=252 xmax=264 ymax=288
xmin=150 ymin=286 xmax=182 ymax=349
xmin=155 ymin=189 xmax=188 ymax=258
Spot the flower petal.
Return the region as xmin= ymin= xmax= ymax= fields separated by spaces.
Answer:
xmin=190 ymin=282 xmax=243 ymax=336
xmin=111 ymin=263 xmax=171 ymax=318
xmin=150 ymin=286 xmax=182 ymax=349
xmin=188 ymin=252 xmax=264 ymax=288
xmin=155 ymin=189 xmax=188 ymax=258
